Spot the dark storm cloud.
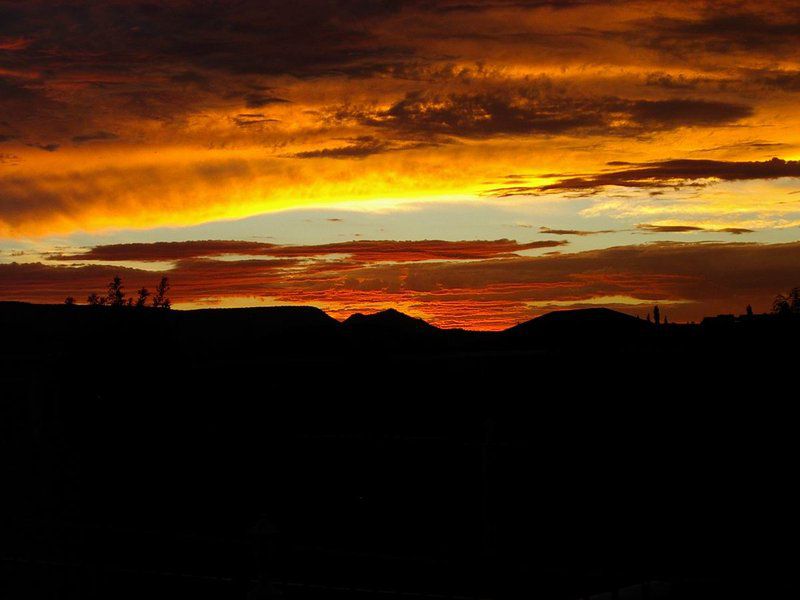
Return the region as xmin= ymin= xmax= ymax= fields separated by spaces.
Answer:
xmin=292 ymin=136 xmax=436 ymax=159
xmin=340 ymin=90 xmax=751 ymax=139
xmin=293 ymin=137 xmax=394 ymax=159
xmin=539 ymin=226 xmax=616 ymax=236
xmin=71 ymin=131 xmax=119 ymax=144
xmin=626 ymin=99 xmax=751 ymax=128
xmin=747 ymin=69 xmax=800 ymax=92
xmin=644 ymin=73 xmax=703 ymax=90
xmin=233 ymin=114 xmax=279 ymax=127
xmin=0 ymin=1 xmax=417 ymax=80
xmin=626 ymin=10 xmax=800 ymax=56
xmin=694 ymin=140 xmax=789 ymax=153
xmin=0 ymin=0 xmax=431 ymax=149
xmin=244 ymin=94 xmax=291 ymax=108
xmin=533 ymin=157 xmax=800 ymax=193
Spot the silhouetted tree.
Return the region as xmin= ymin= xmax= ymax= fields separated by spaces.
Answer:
xmin=772 ymin=287 xmax=800 ymax=316
xmin=135 ymin=287 xmax=150 ymax=308
xmin=152 ymin=276 xmax=171 ymax=309
xmin=746 ymin=304 xmax=753 ymax=317
xmin=107 ymin=275 xmax=125 ymax=307
xmin=64 ymin=296 xmax=75 ymax=305
xmin=792 ymin=288 xmax=800 ymax=313
xmin=653 ymin=305 xmax=660 ymax=326
xmin=87 ymin=292 xmax=106 ymax=306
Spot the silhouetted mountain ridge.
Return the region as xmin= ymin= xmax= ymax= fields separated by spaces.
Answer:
xmin=343 ymin=308 xmax=440 ymax=334
xmin=1 ymin=301 xmax=797 ymax=361
xmin=506 ymin=306 xmax=652 ymax=339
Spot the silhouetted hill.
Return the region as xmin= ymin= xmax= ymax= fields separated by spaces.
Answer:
xmin=343 ymin=308 xmax=438 ymax=333
xmin=507 ymin=307 xmax=651 ymax=335
xmin=2 ymin=301 xmax=797 ymax=359
xmin=184 ymin=305 xmax=340 ymax=331
xmin=525 ymin=306 xmax=642 ymax=324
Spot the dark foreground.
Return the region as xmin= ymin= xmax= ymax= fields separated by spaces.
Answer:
xmin=1 ymin=302 xmax=797 ymax=599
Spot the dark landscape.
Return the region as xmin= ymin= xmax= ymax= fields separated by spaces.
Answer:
xmin=2 ymin=300 xmax=797 ymax=599
xmin=4 ymin=1 xmax=800 ymax=598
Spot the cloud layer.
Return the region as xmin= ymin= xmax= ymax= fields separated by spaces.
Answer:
xmin=3 ymin=0 xmax=800 ymax=326
xmin=4 ymin=238 xmax=800 ymax=329
xmin=2 ymin=1 xmax=800 ymax=235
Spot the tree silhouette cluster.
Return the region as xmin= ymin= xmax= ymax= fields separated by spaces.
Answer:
xmin=77 ymin=276 xmax=171 ymax=309
xmin=772 ymin=287 xmax=800 ymax=317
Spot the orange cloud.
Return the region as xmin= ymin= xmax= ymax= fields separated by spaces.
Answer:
xmin=5 ymin=240 xmax=800 ymax=330
xmin=2 ymin=0 xmax=800 ymax=237
xmin=49 ymin=238 xmax=568 ymax=262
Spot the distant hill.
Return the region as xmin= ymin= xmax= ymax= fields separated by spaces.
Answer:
xmin=507 ymin=307 xmax=651 ymax=336
xmin=343 ymin=308 xmax=439 ymax=335
xmin=1 ymin=301 xmax=797 ymax=361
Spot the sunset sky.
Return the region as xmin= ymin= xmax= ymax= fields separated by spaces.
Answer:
xmin=2 ymin=0 xmax=800 ymax=328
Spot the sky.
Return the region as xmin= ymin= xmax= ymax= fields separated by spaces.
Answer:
xmin=2 ymin=0 xmax=800 ymax=329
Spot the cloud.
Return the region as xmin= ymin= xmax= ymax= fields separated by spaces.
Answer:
xmin=49 ymin=238 xmax=568 ymax=263
xmin=26 ymin=143 xmax=60 ymax=152
xmin=644 ymin=72 xmax=703 ymax=90
xmin=628 ymin=10 xmax=800 ymax=57
xmin=1 ymin=0 xmax=799 ymax=244
xmin=48 ymin=240 xmax=278 ymax=262
xmin=233 ymin=114 xmax=279 ymax=127
xmin=293 ymin=136 xmax=394 ymax=159
xmin=341 ymin=90 xmax=751 ymax=139
xmin=244 ymin=94 xmax=291 ymax=108
xmin=717 ymin=228 xmax=755 ymax=235
xmin=5 ymin=240 xmax=800 ymax=329
xmin=636 ymin=224 xmax=704 ymax=233
xmin=529 ymin=157 xmax=800 ymax=193
xmin=0 ymin=36 xmax=31 ymax=51
xmin=637 ymin=224 xmax=754 ymax=235
xmin=291 ymin=136 xmax=436 ymax=159
xmin=539 ymin=226 xmax=615 ymax=236
xmin=71 ymin=131 xmax=119 ymax=144
xmin=626 ymin=99 xmax=751 ymax=128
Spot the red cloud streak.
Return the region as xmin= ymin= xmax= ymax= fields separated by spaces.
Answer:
xmin=4 ymin=240 xmax=800 ymax=329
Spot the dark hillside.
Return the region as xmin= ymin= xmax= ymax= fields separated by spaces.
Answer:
xmin=1 ymin=301 xmax=797 ymax=599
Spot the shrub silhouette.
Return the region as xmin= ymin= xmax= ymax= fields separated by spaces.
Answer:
xmin=135 ymin=287 xmax=150 ymax=308
xmin=152 ymin=276 xmax=171 ymax=309
xmin=107 ymin=275 xmax=125 ymax=307
xmin=87 ymin=292 xmax=106 ymax=306
xmin=772 ymin=287 xmax=800 ymax=316
xmin=81 ymin=276 xmax=170 ymax=309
